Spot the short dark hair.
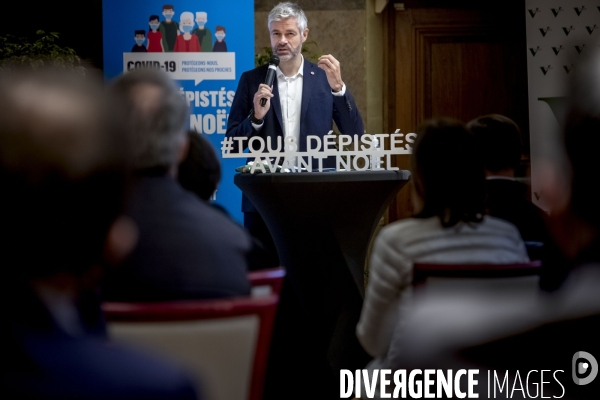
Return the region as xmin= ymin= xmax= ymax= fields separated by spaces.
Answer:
xmin=135 ymin=30 xmax=146 ymax=36
xmin=149 ymin=15 xmax=160 ymax=22
xmin=412 ymin=118 xmax=485 ymax=227
xmin=467 ymin=114 xmax=522 ymax=173
xmin=0 ymin=67 xmax=130 ymax=279
xmin=163 ymin=5 xmax=174 ymax=10
xmin=178 ymin=131 xmax=221 ymax=201
xmin=215 ymin=25 xmax=226 ymax=33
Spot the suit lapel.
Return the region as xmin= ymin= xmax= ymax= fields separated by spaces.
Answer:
xmin=300 ymin=60 xmax=314 ymax=124
xmin=271 ymin=75 xmax=283 ymax=133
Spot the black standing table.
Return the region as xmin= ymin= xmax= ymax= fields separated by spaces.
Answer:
xmin=234 ymin=170 xmax=411 ymax=399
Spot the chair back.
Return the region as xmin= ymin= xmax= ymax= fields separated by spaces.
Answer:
xmin=248 ymin=267 xmax=285 ymax=297
xmin=103 ymin=269 xmax=284 ymax=400
xmin=413 ymin=260 xmax=542 ymax=284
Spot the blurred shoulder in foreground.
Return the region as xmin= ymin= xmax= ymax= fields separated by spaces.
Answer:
xmin=0 ymin=66 xmax=199 ymax=399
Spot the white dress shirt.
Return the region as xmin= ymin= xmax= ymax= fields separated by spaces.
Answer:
xmin=277 ymin=56 xmax=304 ymax=168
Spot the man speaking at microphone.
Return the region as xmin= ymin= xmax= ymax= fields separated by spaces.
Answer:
xmin=226 ymin=1 xmax=365 ymax=265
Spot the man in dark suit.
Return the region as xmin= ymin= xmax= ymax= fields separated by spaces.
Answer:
xmin=0 ymin=67 xmax=199 ymax=399
xmin=226 ymin=2 xmax=365 ymax=264
xmin=467 ymin=114 xmax=546 ymax=244
xmin=226 ymin=3 xmax=367 ymax=399
xmin=467 ymin=114 xmax=568 ymax=290
xmin=102 ymin=68 xmax=252 ymax=301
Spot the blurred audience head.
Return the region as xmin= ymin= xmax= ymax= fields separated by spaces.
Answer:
xmin=539 ymin=48 xmax=600 ymax=261
xmin=411 ymin=117 xmax=485 ymax=227
xmin=467 ymin=114 xmax=522 ymax=176
xmin=178 ymin=131 xmax=221 ymax=201
xmin=108 ymin=68 xmax=189 ymax=173
xmin=0 ymin=66 xmax=133 ymax=282
xmin=562 ymin=52 xmax=600 ymax=230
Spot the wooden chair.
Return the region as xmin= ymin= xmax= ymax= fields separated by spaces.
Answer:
xmin=102 ymin=267 xmax=285 ymax=400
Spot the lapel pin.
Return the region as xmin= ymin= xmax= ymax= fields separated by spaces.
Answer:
xmin=311 ymin=71 xmax=314 ymax=75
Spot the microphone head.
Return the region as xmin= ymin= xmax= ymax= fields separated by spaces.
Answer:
xmin=269 ymin=55 xmax=280 ymax=66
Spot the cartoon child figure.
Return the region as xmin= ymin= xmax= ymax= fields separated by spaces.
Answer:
xmin=159 ymin=5 xmax=179 ymax=52
xmin=131 ymin=30 xmax=147 ymax=52
xmin=193 ymin=11 xmax=212 ymax=52
xmin=174 ymin=11 xmax=201 ymax=52
xmin=213 ymin=26 xmax=227 ymax=52
xmin=147 ymin=15 xmax=164 ymax=52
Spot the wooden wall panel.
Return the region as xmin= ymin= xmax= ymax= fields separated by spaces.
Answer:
xmin=385 ymin=3 xmax=528 ymax=221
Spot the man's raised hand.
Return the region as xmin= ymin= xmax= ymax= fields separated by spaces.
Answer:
xmin=253 ymin=84 xmax=273 ymax=119
xmin=318 ymin=54 xmax=344 ymax=93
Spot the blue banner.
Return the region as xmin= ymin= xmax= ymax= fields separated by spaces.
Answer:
xmin=103 ymin=0 xmax=255 ymax=223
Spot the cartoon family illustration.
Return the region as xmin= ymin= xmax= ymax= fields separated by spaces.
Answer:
xmin=130 ymin=4 xmax=228 ymax=53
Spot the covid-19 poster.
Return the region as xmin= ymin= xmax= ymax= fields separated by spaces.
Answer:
xmin=102 ymin=0 xmax=255 ymax=223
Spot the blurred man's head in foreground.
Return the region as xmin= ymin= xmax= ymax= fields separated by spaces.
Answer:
xmin=0 ymin=66 xmax=134 ymax=283
xmin=542 ymin=48 xmax=600 ymax=261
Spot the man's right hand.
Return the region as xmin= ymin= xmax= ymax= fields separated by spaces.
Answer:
xmin=253 ymin=84 xmax=273 ymax=119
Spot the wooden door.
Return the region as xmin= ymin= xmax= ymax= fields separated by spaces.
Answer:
xmin=383 ymin=1 xmax=529 ymax=221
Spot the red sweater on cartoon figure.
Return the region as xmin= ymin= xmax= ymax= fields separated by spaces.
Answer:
xmin=174 ymin=34 xmax=201 ymax=52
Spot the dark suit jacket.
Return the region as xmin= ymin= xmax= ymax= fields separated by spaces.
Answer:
xmin=485 ymin=178 xmax=569 ymax=290
xmin=485 ymin=179 xmax=548 ymax=243
xmin=103 ymin=174 xmax=252 ymax=301
xmin=485 ymin=179 xmax=548 ymax=242
xmin=226 ymin=60 xmax=365 ymax=212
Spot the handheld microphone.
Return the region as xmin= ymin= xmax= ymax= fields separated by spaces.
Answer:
xmin=260 ymin=55 xmax=280 ymax=107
